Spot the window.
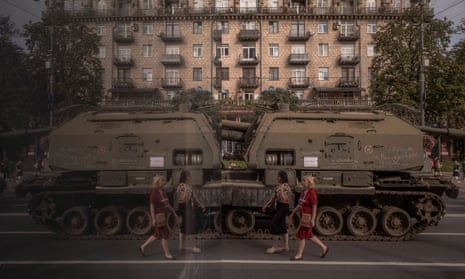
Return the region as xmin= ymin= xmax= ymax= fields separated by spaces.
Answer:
xmin=118 ymin=46 xmax=131 ymax=61
xmin=143 ymin=44 xmax=152 ymax=57
xmin=292 ymin=68 xmax=306 ymax=84
xmin=97 ymin=46 xmax=106 ymax=58
xmin=142 ymin=68 xmax=153 ymax=81
xmin=290 ymin=21 xmax=305 ymax=36
xmin=342 ymin=67 xmax=355 ymax=81
xmin=367 ymin=21 xmax=377 ymax=33
xmin=367 ymin=44 xmax=376 ymax=57
xmin=215 ymin=0 xmax=229 ymax=12
xmin=166 ymin=22 xmax=180 ymax=37
xmin=245 ymin=92 xmax=254 ymax=101
xmin=165 ymin=69 xmax=180 ymax=85
xmin=216 ymin=21 xmax=229 ymax=33
xmin=143 ymin=0 xmax=153 ymax=9
xmin=96 ymin=23 xmax=105 ymax=36
xmin=97 ymin=0 xmax=108 ymax=15
xmin=216 ymin=44 xmax=229 ymax=57
xmin=269 ymin=44 xmax=279 ymax=57
xmin=318 ymin=67 xmax=329 ymax=81
xmin=143 ymin=23 xmax=153 ymax=35
xmin=341 ymin=44 xmax=355 ymax=57
xmin=193 ymin=44 xmax=202 ymax=57
xmin=193 ymin=68 xmax=202 ymax=81
xmin=242 ymin=46 xmax=256 ymax=60
xmin=269 ymin=21 xmax=279 ymax=33
xmin=318 ymin=21 xmax=328 ymax=33
xmin=219 ymin=67 xmax=229 ymax=80
xmin=242 ymin=21 xmax=256 ymax=30
xmin=340 ymin=21 xmax=355 ymax=36
xmin=193 ymin=21 xmax=202 ymax=34
xmin=318 ymin=43 xmax=328 ymax=56
xmin=269 ymin=67 xmax=279 ymax=81
xmin=291 ymin=44 xmax=305 ymax=54
xmin=166 ymin=46 xmax=180 ymax=55
xmin=366 ymin=0 xmax=376 ymax=12
xmin=317 ymin=0 xmax=328 ymax=7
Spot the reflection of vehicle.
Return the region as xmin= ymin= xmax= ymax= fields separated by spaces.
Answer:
xmin=16 ymin=104 xmax=459 ymax=241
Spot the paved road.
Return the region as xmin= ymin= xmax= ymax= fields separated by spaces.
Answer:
xmin=1 ymin=181 xmax=464 ymax=279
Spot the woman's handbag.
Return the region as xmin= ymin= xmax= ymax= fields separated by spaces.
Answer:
xmin=155 ymin=213 xmax=166 ymax=227
xmin=300 ymin=213 xmax=312 ymax=228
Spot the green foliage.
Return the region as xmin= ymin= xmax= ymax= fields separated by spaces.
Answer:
xmin=371 ymin=7 xmax=465 ymax=128
xmin=257 ymin=87 xmax=300 ymax=112
xmin=23 ymin=10 xmax=103 ymax=127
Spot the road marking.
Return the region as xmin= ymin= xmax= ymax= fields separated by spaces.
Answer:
xmin=445 ymin=214 xmax=465 ymax=217
xmin=419 ymin=233 xmax=465 ymax=236
xmin=0 ymin=260 xmax=465 ymax=267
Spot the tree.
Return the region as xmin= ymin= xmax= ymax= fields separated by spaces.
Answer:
xmin=23 ymin=9 xmax=103 ymax=127
xmin=258 ymin=88 xmax=300 ymax=112
xmin=370 ymin=6 xmax=465 ymax=127
xmin=0 ymin=15 xmax=41 ymax=131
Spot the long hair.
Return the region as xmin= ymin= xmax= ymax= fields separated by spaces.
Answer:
xmin=303 ymin=175 xmax=315 ymax=188
xmin=278 ymin=170 xmax=288 ymax=184
xmin=179 ymin=170 xmax=191 ymax=184
xmin=152 ymin=174 xmax=164 ymax=188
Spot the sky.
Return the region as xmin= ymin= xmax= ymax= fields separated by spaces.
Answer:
xmin=0 ymin=0 xmax=464 ymax=45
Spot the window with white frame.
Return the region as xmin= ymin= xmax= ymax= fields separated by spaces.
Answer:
xmin=142 ymin=68 xmax=153 ymax=81
xmin=244 ymin=92 xmax=255 ymax=100
xmin=143 ymin=23 xmax=153 ymax=35
xmin=240 ymin=0 xmax=257 ymax=13
xmin=165 ymin=69 xmax=180 ymax=85
xmin=97 ymin=0 xmax=107 ymax=14
xmin=318 ymin=21 xmax=328 ymax=33
xmin=96 ymin=23 xmax=105 ymax=36
xmin=269 ymin=44 xmax=279 ymax=56
xmin=216 ymin=44 xmax=229 ymax=57
xmin=242 ymin=21 xmax=256 ymax=30
xmin=242 ymin=46 xmax=256 ymax=60
xmin=318 ymin=43 xmax=328 ymax=56
xmin=97 ymin=46 xmax=106 ymax=58
xmin=215 ymin=0 xmax=229 ymax=12
xmin=193 ymin=44 xmax=202 ymax=57
xmin=143 ymin=44 xmax=152 ymax=57
xmin=341 ymin=44 xmax=355 ymax=58
xmin=269 ymin=67 xmax=279 ymax=81
xmin=340 ymin=21 xmax=355 ymax=36
xmin=367 ymin=21 xmax=377 ymax=33
xmin=216 ymin=21 xmax=229 ymax=33
xmin=317 ymin=0 xmax=328 ymax=8
xmin=143 ymin=0 xmax=153 ymax=9
xmin=166 ymin=46 xmax=180 ymax=55
xmin=193 ymin=67 xmax=202 ymax=81
xmin=118 ymin=46 xmax=131 ymax=61
xmin=291 ymin=44 xmax=305 ymax=54
xmin=318 ymin=67 xmax=329 ymax=81
xmin=292 ymin=68 xmax=306 ymax=84
xmin=291 ymin=21 xmax=305 ymax=36
xmin=366 ymin=0 xmax=376 ymax=11
xmin=193 ymin=21 xmax=202 ymax=34
xmin=269 ymin=21 xmax=279 ymax=33
xmin=367 ymin=44 xmax=376 ymax=57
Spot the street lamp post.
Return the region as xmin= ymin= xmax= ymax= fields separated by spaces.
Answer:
xmin=419 ymin=0 xmax=426 ymax=127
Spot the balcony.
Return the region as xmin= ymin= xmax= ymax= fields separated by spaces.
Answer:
xmin=213 ymin=77 xmax=222 ymax=90
xmin=213 ymin=30 xmax=222 ymax=42
xmin=238 ymin=29 xmax=260 ymax=41
xmin=113 ymin=56 xmax=134 ymax=67
xmin=113 ymin=31 xmax=134 ymax=43
xmin=214 ymin=56 xmax=222 ymax=66
xmin=337 ymin=55 xmax=360 ymax=65
xmin=161 ymin=77 xmax=183 ymax=89
xmin=239 ymin=77 xmax=259 ymax=89
xmin=288 ymin=77 xmax=310 ymax=88
xmin=288 ymin=31 xmax=313 ymax=41
xmin=159 ymin=32 xmax=182 ymax=42
xmin=337 ymin=30 xmax=360 ymax=41
xmin=338 ymin=77 xmax=360 ymax=88
xmin=288 ymin=53 xmax=310 ymax=65
xmin=239 ymin=54 xmax=259 ymax=66
xmin=113 ymin=78 xmax=134 ymax=88
xmin=160 ymin=54 xmax=182 ymax=66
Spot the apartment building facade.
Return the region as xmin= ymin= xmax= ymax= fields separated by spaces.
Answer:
xmin=51 ymin=0 xmax=416 ymax=103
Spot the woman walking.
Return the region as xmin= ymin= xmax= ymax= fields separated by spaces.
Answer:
xmin=262 ymin=170 xmax=291 ymax=254
xmin=139 ymin=175 xmax=177 ymax=259
xmin=176 ymin=170 xmax=205 ymax=253
xmin=289 ymin=175 xmax=328 ymax=260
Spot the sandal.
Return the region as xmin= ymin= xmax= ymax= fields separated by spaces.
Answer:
xmin=321 ymin=247 xmax=329 ymax=258
xmin=139 ymin=247 xmax=147 ymax=257
xmin=265 ymin=247 xmax=280 ymax=254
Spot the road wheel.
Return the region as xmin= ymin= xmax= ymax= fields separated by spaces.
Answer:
xmin=314 ymin=206 xmax=343 ymax=236
xmin=60 ymin=206 xmax=89 ymax=236
xmin=345 ymin=206 xmax=377 ymax=237
xmin=126 ymin=206 xmax=151 ymax=236
xmin=94 ymin=206 xmax=123 ymax=236
xmin=381 ymin=206 xmax=411 ymax=237
xmin=225 ymin=209 xmax=255 ymax=235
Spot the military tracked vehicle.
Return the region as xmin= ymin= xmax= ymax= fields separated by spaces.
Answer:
xmin=16 ymin=104 xmax=459 ymax=240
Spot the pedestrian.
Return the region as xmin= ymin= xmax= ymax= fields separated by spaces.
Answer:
xmin=262 ymin=170 xmax=291 ymax=254
xmin=139 ymin=175 xmax=177 ymax=259
xmin=15 ymin=159 xmax=23 ymax=182
xmin=453 ymin=159 xmax=460 ymax=183
xmin=433 ymin=156 xmax=442 ymax=176
xmin=289 ymin=175 xmax=328 ymax=260
xmin=461 ymin=158 xmax=465 ymax=181
xmin=176 ymin=170 xmax=205 ymax=253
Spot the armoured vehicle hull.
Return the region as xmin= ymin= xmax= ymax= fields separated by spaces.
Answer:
xmin=16 ymin=108 xmax=459 ymax=240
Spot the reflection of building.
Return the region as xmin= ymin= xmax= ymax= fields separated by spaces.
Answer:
xmin=51 ymin=0 xmax=417 ymax=103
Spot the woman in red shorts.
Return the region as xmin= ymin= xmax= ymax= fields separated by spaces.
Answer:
xmin=289 ymin=175 xmax=328 ymax=260
xmin=139 ymin=175 xmax=178 ymax=259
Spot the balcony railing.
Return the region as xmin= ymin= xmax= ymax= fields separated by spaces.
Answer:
xmin=288 ymin=31 xmax=313 ymax=41
xmin=288 ymin=53 xmax=310 ymax=65
xmin=161 ymin=77 xmax=183 ymax=89
xmin=338 ymin=77 xmax=360 ymax=88
xmin=113 ymin=31 xmax=134 ymax=43
xmin=159 ymin=32 xmax=182 ymax=42
xmin=239 ymin=55 xmax=259 ymax=65
xmin=113 ymin=78 xmax=134 ymax=88
xmin=160 ymin=54 xmax=182 ymax=65
xmin=213 ymin=30 xmax=222 ymax=42
xmin=214 ymin=56 xmax=222 ymax=66
xmin=239 ymin=77 xmax=259 ymax=89
xmin=113 ymin=56 xmax=134 ymax=66
xmin=238 ymin=30 xmax=260 ymax=41
xmin=288 ymin=77 xmax=310 ymax=88
xmin=337 ymin=30 xmax=360 ymax=41
xmin=213 ymin=77 xmax=222 ymax=90
xmin=337 ymin=55 xmax=360 ymax=65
